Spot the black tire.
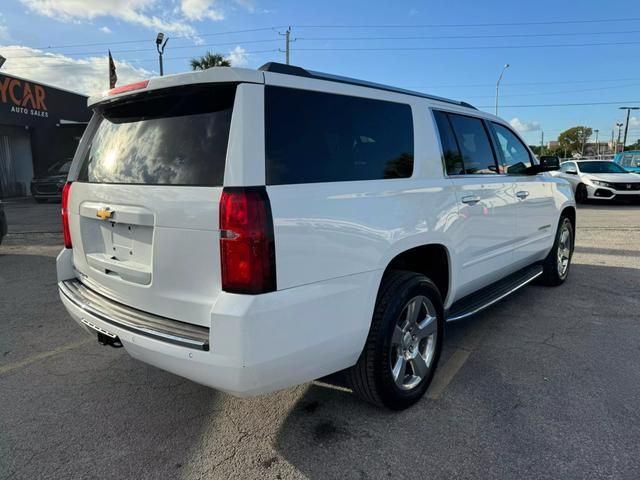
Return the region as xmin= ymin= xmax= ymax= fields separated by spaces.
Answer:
xmin=347 ymin=270 xmax=444 ymax=410
xmin=34 ymin=198 xmax=47 ymax=204
xmin=575 ymin=184 xmax=588 ymax=204
xmin=539 ymin=215 xmax=574 ymax=286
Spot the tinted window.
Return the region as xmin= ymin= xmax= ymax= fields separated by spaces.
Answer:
xmin=491 ymin=123 xmax=532 ymax=174
xmin=577 ymin=161 xmax=627 ymax=174
xmin=265 ymin=87 xmax=414 ymax=185
xmin=447 ymin=113 xmax=497 ymax=174
xmin=433 ymin=110 xmax=464 ymax=175
xmin=620 ymin=153 xmax=640 ymax=167
xmin=77 ymin=84 xmax=236 ymax=186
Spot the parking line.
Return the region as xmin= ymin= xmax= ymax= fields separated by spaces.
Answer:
xmin=0 ymin=339 xmax=92 ymax=376
xmin=426 ymin=349 xmax=471 ymax=400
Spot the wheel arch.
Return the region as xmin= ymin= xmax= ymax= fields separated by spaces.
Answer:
xmin=380 ymin=243 xmax=451 ymax=305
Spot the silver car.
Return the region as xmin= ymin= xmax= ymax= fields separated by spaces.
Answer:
xmin=552 ymin=160 xmax=640 ymax=203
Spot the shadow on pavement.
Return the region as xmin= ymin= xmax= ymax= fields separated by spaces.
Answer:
xmin=274 ymin=263 xmax=640 ymax=479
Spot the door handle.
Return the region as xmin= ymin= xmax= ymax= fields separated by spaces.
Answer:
xmin=461 ymin=195 xmax=481 ymax=205
xmin=516 ymin=190 xmax=530 ymax=199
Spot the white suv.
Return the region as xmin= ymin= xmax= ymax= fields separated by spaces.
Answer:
xmin=57 ymin=63 xmax=576 ymax=410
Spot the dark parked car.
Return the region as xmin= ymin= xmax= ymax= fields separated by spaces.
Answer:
xmin=0 ymin=200 xmax=7 ymax=245
xmin=30 ymin=159 xmax=72 ymax=203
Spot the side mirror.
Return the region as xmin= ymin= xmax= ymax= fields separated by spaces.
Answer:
xmin=566 ymin=169 xmax=578 ymax=175
xmin=540 ymin=156 xmax=560 ymax=171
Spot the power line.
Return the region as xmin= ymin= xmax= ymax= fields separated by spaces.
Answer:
xmin=298 ymin=29 xmax=640 ymax=42
xmin=291 ymin=40 xmax=640 ymax=51
xmin=404 ymin=77 xmax=640 ymax=88
xmin=31 ymin=26 xmax=286 ymax=50
xmin=4 ymin=38 xmax=281 ymax=59
xmin=475 ymin=100 xmax=640 ymax=108
xmin=1 ymin=49 xmax=280 ymax=70
xmin=293 ymin=17 xmax=640 ymax=28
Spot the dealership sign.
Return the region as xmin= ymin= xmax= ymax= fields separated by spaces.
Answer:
xmin=0 ymin=76 xmax=49 ymax=118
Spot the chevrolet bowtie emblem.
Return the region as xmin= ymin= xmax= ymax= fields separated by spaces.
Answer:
xmin=96 ymin=207 xmax=114 ymax=220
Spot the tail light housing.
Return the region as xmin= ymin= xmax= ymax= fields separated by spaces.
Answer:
xmin=61 ymin=181 xmax=72 ymax=248
xmin=219 ymin=187 xmax=276 ymax=294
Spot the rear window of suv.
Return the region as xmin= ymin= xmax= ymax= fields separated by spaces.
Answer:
xmin=77 ymin=84 xmax=236 ymax=186
xmin=265 ymin=86 xmax=414 ymax=185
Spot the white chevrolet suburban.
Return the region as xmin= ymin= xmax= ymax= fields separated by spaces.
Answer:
xmin=57 ymin=63 xmax=576 ymax=410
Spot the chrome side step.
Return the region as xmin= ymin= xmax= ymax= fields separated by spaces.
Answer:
xmin=60 ymin=279 xmax=210 ymax=351
xmin=446 ymin=264 xmax=543 ymax=322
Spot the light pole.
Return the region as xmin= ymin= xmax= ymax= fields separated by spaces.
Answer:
xmin=619 ymin=106 xmax=640 ymax=151
xmin=594 ymin=129 xmax=599 ymax=158
xmin=156 ymin=32 xmax=169 ymax=76
xmin=495 ymin=63 xmax=509 ymax=116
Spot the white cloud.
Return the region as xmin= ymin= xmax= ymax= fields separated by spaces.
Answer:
xmin=99 ymin=26 xmax=112 ymax=34
xmin=510 ymin=117 xmax=541 ymax=133
xmin=19 ymin=0 xmax=197 ymax=36
xmin=233 ymin=0 xmax=255 ymax=12
xmin=630 ymin=116 xmax=640 ymax=128
xmin=226 ymin=45 xmax=247 ymax=66
xmin=0 ymin=45 xmax=152 ymax=96
xmin=181 ymin=0 xmax=224 ymax=21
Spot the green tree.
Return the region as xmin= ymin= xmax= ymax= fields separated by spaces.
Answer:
xmin=190 ymin=52 xmax=231 ymax=70
xmin=557 ymin=126 xmax=593 ymax=156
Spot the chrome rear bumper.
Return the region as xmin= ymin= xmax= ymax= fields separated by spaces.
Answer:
xmin=59 ymin=279 xmax=210 ymax=351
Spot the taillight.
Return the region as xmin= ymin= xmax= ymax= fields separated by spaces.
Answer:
xmin=107 ymin=80 xmax=149 ymax=96
xmin=61 ymin=181 xmax=73 ymax=248
xmin=219 ymin=187 xmax=276 ymax=294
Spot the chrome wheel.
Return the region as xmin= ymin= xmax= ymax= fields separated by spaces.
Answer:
xmin=557 ymin=220 xmax=572 ymax=278
xmin=390 ymin=295 xmax=438 ymax=391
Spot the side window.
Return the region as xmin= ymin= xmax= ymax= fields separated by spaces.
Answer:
xmin=560 ymin=162 xmax=576 ymax=173
xmin=447 ymin=113 xmax=498 ymax=174
xmin=433 ymin=110 xmax=464 ymax=175
xmin=490 ymin=123 xmax=533 ymax=174
xmin=265 ymin=87 xmax=414 ymax=185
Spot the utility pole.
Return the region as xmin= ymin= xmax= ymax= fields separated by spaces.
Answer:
xmin=594 ymin=129 xmax=599 ymax=158
xmin=495 ymin=64 xmax=509 ymax=116
xmin=580 ymin=127 xmax=586 ymax=157
xmin=616 ymin=122 xmax=624 ymax=154
xmin=619 ymin=106 xmax=639 ymax=151
xmin=540 ymin=131 xmax=544 ymax=156
xmin=279 ymin=27 xmax=294 ymax=65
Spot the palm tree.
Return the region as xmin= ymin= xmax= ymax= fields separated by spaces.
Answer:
xmin=190 ymin=52 xmax=231 ymax=70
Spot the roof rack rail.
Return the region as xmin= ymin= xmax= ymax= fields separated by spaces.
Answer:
xmin=258 ymin=62 xmax=477 ymax=110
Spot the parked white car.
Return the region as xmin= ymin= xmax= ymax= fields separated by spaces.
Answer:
xmin=57 ymin=63 xmax=575 ymax=410
xmin=552 ymin=160 xmax=640 ymax=203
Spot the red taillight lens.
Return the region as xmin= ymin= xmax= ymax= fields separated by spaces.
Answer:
xmin=219 ymin=187 xmax=276 ymax=294
xmin=107 ymin=80 xmax=149 ymax=96
xmin=61 ymin=181 xmax=72 ymax=249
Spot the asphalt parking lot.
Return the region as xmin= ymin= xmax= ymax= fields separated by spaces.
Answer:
xmin=1 ymin=199 xmax=639 ymax=480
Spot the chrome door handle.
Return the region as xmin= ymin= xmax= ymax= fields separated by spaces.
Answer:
xmin=516 ymin=190 xmax=530 ymax=199
xmin=461 ymin=195 xmax=481 ymax=205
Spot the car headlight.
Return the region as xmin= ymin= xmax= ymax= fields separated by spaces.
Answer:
xmin=591 ymin=180 xmax=614 ymax=189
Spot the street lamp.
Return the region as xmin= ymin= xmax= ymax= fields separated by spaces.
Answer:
xmin=155 ymin=32 xmax=169 ymax=76
xmin=495 ymin=64 xmax=510 ymax=116
xmin=619 ymin=106 xmax=640 ymax=151
xmin=594 ymin=129 xmax=599 ymax=158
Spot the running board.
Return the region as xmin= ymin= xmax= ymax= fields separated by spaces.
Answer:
xmin=446 ymin=264 xmax=543 ymax=322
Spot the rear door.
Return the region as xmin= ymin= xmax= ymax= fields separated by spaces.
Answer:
xmin=66 ymin=84 xmax=237 ymax=327
xmin=433 ymin=110 xmax=519 ymax=298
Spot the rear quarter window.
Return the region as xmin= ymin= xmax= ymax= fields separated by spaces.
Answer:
xmin=265 ymin=86 xmax=414 ymax=185
xmin=77 ymin=84 xmax=236 ymax=186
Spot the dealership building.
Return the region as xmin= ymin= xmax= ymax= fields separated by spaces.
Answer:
xmin=0 ymin=72 xmax=90 ymax=198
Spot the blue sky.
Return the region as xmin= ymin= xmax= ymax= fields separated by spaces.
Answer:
xmin=1 ymin=0 xmax=639 ymax=145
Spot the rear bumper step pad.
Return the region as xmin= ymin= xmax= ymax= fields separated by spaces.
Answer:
xmin=59 ymin=279 xmax=210 ymax=351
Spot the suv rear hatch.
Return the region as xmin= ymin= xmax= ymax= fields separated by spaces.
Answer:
xmin=67 ymin=83 xmax=236 ymax=327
